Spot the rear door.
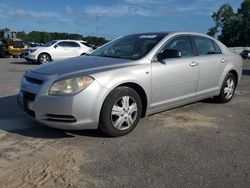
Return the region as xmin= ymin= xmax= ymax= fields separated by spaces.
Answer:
xmin=151 ymin=36 xmax=199 ymax=109
xmin=191 ymin=36 xmax=226 ymax=98
xmin=66 ymin=41 xmax=81 ymax=57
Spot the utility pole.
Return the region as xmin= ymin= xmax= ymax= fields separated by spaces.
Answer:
xmin=95 ymin=0 xmax=99 ymax=36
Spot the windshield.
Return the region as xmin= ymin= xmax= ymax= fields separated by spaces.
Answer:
xmin=89 ymin=34 xmax=165 ymax=60
xmin=43 ymin=40 xmax=57 ymax=47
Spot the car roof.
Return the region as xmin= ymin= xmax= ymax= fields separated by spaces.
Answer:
xmin=129 ymin=31 xmax=213 ymax=37
xmin=132 ymin=32 xmax=172 ymax=36
xmin=56 ymin=39 xmax=84 ymax=42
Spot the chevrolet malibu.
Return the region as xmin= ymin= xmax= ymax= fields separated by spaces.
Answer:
xmin=18 ymin=32 xmax=243 ymax=136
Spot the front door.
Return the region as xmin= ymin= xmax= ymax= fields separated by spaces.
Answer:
xmin=151 ymin=36 xmax=199 ymax=109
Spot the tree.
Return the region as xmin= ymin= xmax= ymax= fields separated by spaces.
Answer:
xmin=16 ymin=31 xmax=108 ymax=46
xmin=237 ymin=0 xmax=250 ymax=46
xmin=16 ymin=31 xmax=28 ymax=42
xmin=207 ymin=4 xmax=235 ymax=38
xmin=208 ymin=0 xmax=250 ymax=46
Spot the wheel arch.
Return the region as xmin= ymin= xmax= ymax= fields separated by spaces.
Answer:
xmin=118 ymin=82 xmax=148 ymax=118
xmin=218 ymin=62 xmax=240 ymax=93
xmin=38 ymin=52 xmax=52 ymax=61
xmin=229 ymin=70 xmax=238 ymax=86
xmin=100 ymin=82 xmax=148 ymax=118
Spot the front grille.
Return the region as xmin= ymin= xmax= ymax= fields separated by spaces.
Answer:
xmin=22 ymin=90 xmax=36 ymax=101
xmin=43 ymin=114 xmax=77 ymax=123
xmin=25 ymin=76 xmax=44 ymax=85
xmin=13 ymin=41 xmax=24 ymax=48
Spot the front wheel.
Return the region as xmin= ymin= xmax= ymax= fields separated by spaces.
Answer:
xmin=214 ymin=73 xmax=236 ymax=103
xmin=99 ymin=86 xmax=142 ymax=137
xmin=38 ymin=53 xmax=51 ymax=64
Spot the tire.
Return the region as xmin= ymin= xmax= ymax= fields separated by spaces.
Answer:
xmin=3 ymin=53 xmax=10 ymax=58
xmin=0 ymin=51 xmax=4 ymax=58
xmin=214 ymin=73 xmax=236 ymax=103
xmin=0 ymin=51 xmax=9 ymax=58
xmin=13 ymin=55 xmax=20 ymax=58
xmin=99 ymin=86 xmax=142 ymax=137
xmin=0 ymin=46 xmax=5 ymax=58
xmin=38 ymin=53 xmax=51 ymax=64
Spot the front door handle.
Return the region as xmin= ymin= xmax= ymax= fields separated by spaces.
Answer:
xmin=190 ymin=62 xmax=199 ymax=67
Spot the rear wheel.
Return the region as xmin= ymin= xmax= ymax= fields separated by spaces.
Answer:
xmin=38 ymin=53 xmax=51 ymax=64
xmin=99 ymin=86 xmax=142 ymax=137
xmin=214 ymin=73 xmax=236 ymax=103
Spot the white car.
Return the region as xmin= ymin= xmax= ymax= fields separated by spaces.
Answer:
xmin=24 ymin=40 xmax=93 ymax=64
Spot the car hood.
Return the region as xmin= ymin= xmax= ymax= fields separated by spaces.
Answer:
xmin=31 ymin=56 xmax=134 ymax=76
xmin=28 ymin=46 xmax=48 ymax=50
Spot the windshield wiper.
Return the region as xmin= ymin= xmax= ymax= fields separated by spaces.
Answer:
xmin=98 ymin=55 xmax=123 ymax=59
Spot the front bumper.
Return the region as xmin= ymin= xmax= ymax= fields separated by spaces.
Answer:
xmin=18 ymin=72 xmax=109 ymax=130
xmin=24 ymin=51 xmax=37 ymax=62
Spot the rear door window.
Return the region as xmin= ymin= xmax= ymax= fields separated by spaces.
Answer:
xmin=57 ymin=42 xmax=70 ymax=47
xmin=193 ymin=37 xmax=220 ymax=55
xmin=57 ymin=41 xmax=80 ymax=48
xmin=68 ymin=42 xmax=80 ymax=47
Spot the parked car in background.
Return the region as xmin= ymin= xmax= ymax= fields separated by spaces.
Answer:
xmin=18 ymin=32 xmax=242 ymax=137
xmin=27 ymin=42 xmax=44 ymax=48
xmin=24 ymin=40 xmax=93 ymax=64
xmin=240 ymin=50 xmax=250 ymax=59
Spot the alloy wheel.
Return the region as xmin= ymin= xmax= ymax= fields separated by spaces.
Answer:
xmin=224 ymin=77 xmax=235 ymax=100
xmin=39 ymin=54 xmax=50 ymax=64
xmin=111 ymin=96 xmax=138 ymax=131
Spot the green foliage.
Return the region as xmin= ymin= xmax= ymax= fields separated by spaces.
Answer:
xmin=16 ymin=31 xmax=108 ymax=46
xmin=208 ymin=0 xmax=250 ymax=46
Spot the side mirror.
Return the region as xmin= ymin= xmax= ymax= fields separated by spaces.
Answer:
xmin=54 ymin=44 xmax=58 ymax=49
xmin=157 ymin=49 xmax=181 ymax=61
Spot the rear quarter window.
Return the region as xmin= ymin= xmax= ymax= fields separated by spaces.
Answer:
xmin=213 ymin=41 xmax=222 ymax=54
xmin=81 ymin=42 xmax=91 ymax=47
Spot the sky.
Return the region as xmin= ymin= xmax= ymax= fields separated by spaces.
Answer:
xmin=0 ymin=0 xmax=242 ymax=39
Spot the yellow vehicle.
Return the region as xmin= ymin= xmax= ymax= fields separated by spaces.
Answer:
xmin=0 ymin=28 xmax=27 ymax=58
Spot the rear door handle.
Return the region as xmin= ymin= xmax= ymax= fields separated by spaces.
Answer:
xmin=221 ymin=58 xmax=227 ymax=63
xmin=190 ymin=62 xmax=199 ymax=67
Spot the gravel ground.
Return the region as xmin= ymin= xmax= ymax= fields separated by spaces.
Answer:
xmin=0 ymin=58 xmax=249 ymax=188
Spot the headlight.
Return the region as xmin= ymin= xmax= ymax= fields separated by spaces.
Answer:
xmin=49 ymin=76 xmax=94 ymax=95
xmin=30 ymin=49 xmax=37 ymax=53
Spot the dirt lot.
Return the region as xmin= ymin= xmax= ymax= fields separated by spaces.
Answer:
xmin=0 ymin=58 xmax=250 ymax=187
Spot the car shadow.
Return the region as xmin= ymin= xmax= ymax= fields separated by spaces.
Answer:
xmin=10 ymin=60 xmax=36 ymax=65
xmin=0 ymin=95 xmax=107 ymax=139
xmin=200 ymin=98 xmax=216 ymax=103
xmin=242 ymin=69 xmax=250 ymax=76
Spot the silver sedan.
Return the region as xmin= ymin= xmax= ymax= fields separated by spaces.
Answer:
xmin=18 ymin=32 xmax=243 ymax=136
